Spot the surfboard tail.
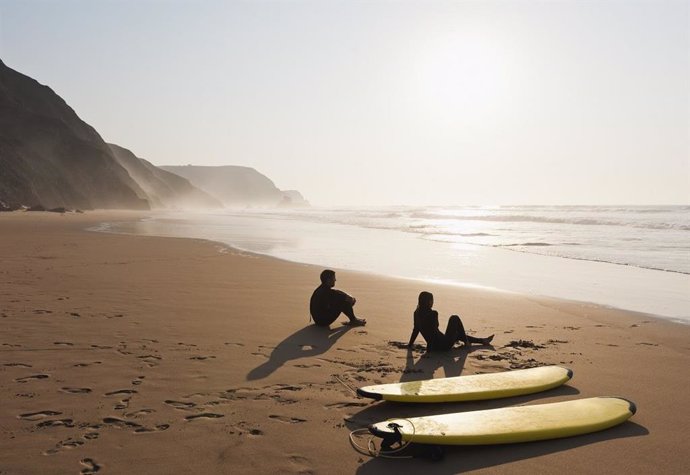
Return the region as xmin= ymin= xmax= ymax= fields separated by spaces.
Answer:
xmin=368 ymin=422 xmax=403 ymax=450
xmin=357 ymin=387 xmax=382 ymax=400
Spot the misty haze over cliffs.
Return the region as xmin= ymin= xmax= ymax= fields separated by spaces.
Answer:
xmin=160 ymin=165 xmax=309 ymax=208
xmin=0 ymin=60 xmax=308 ymax=211
xmin=107 ymin=144 xmax=222 ymax=209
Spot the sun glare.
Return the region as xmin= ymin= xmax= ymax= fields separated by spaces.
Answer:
xmin=416 ymin=28 xmax=514 ymax=120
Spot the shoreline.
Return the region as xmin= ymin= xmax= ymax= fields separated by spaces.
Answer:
xmin=94 ymin=210 xmax=689 ymax=324
xmin=1 ymin=211 xmax=689 ymax=474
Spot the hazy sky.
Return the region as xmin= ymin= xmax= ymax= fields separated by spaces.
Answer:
xmin=1 ymin=0 xmax=688 ymax=206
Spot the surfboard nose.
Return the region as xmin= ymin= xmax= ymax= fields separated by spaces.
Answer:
xmin=623 ymin=398 xmax=637 ymax=415
xmin=602 ymin=396 xmax=637 ymax=415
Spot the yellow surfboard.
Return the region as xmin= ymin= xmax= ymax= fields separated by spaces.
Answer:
xmin=369 ymin=397 xmax=636 ymax=445
xmin=357 ymin=366 xmax=572 ymax=403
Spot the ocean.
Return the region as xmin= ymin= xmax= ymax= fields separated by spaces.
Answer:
xmin=97 ymin=205 xmax=690 ymax=323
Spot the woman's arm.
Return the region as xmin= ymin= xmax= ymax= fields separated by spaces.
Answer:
xmin=408 ymin=310 xmax=421 ymax=347
xmin=407 ymin=327 xmax=419 ymax=348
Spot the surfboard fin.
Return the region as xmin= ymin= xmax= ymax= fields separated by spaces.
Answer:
xmin=377 ymin=422 xmax=403 ymax=451
xmin=367 ymin=423 xmax=445 ymax=461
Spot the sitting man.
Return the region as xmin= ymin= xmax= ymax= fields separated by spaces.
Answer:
xmin=309 ymin=269 xmax=366 ymax=327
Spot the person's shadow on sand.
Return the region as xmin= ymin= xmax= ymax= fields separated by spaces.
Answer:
xmin=246 ymin=324 xmax=353 ymax=380
xmin=400 ymin=344 xmax=494 ymax=382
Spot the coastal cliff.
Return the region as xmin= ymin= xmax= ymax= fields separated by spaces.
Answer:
xmin=160 ymin=165 xmax=309 ymax=208
xmin=0 ymin=60 xmax=148 ymax=210
xmin=108 ymin=144 xmax=222 ymax=209
xmin=0 ymin=60 xmax=307 ymax=211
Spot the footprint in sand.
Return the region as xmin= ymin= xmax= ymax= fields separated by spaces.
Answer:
xmin=19 ymin=410 xmax=62 ymax=421
xmin=124 ymin=409 xmax=154 ymax=418
xmin=189 ymin=355 xmax=216 ymax=360
xmin=105 ymin=389 xmax=138 ymax=396
xmin=273 ymin=384 xmax=304 ymax=392
xmin=134 ymin=424 xmax=170 ymax=433
xmin=53 ymin=341 xmax=74 ymax=346
xmin=185 ymin=413 xmax=224 ymax=421
xmin=102 ymin=417 xmax=169 ymax=433
xmin=15 ymin=374 xmax=49 ymax=383
xmin=61 ymin=387 xmax=92 ymax=394
xmin=224 ymin=342 xmax=245 ymax=347
xmin=4 ymin=363 xmax=32 ymax=368
xmin=164 ymin=400 xmax=197 ymax=410
xmin=37 ymin=419 xmax=75 ymax=428
xmin=80 ymin=458 xmax=101 ymax=474
xmin=74 ymin=361 xmax=102 ymax=367
xmin=137 ymin=355 xmax=162 ymax=367
xmin=287 ymin=454 xmax=313 ymax=473
xmin=114 ymin=397 xmax=132 ymax=410
xmin=269 ymin=415 xmax=307 ymax=424
xmin=44 ymin=438 xmax=85 ymax=455
xmin=90 ymin=345 xmax=112 ymax=349
xmin=101 ymin=417 xmax=140 ymax=429
xmin=16 ymin=392 xmax=37 ymax=399
xmin=33 ymin=309 xmax=53 ymax=314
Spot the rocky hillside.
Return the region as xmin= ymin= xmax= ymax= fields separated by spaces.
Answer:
xmin=279 ymin=190 xmax=309 ymax=207
xmin=0 ymin=60 xmax=307 ymax=211
xmin=0 ymin=59 xmax=148 ymax=210
xmin=108 ymin=144 xmax=222 ymax=209
xmin=160 ymin=165 xmax=308 ymax=208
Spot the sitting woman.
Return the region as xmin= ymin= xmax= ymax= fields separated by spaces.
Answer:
xmin=408 ymin=291 xmax=494 ymax=351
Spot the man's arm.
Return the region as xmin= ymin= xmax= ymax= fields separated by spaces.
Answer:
xmin=332 ymin=289 xmax=355 ymax=305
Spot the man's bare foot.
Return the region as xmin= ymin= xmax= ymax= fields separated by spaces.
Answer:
xmin=345 ymin=318 xmax=366 ymax=327
xmin=483 ymin=334 xmax=495 ymax=345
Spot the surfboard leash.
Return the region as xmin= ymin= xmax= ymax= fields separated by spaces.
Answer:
xmin=333 ymin=374 xmax=358 ymax=396
xmin=348 ymin=419 xmax=416 ymax=459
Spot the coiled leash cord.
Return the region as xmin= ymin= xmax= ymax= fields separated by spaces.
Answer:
xmin=349 ymin=419 xmax=415 ymax=459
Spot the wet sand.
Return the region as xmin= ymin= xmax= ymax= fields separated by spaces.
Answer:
xmin=1 ymin=211 xmax=689 ymax=474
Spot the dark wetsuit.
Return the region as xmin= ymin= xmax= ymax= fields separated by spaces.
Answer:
xmin=409 ymin=308 xmax=475 ymax=351
xmin=310 ymin=285 xmax=356 ymax=326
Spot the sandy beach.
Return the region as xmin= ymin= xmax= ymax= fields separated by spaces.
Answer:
xmin=1 ymin=211 xmax=689 ymax=474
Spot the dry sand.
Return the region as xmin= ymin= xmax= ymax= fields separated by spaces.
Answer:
xmin=1 ymin=211 xmax=689 ymax=474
